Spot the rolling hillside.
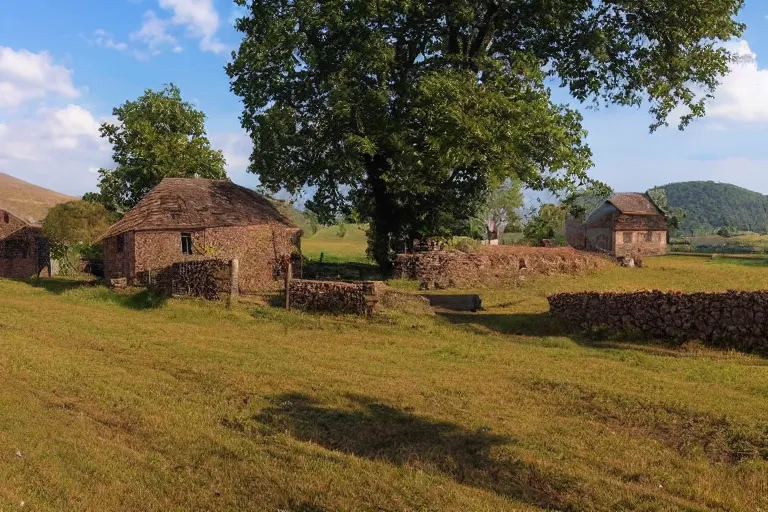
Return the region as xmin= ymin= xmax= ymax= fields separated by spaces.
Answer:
xmin=0 ymin=173 xmax=76 ymax=225
xmin=653 ymin=181 xmax=768 ymax=236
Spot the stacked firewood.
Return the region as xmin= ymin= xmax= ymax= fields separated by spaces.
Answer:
xmin=152 ymin=259 xmax=230 ymax=300
xmin=548 ymin=290 xmax=768 ymax=351
xmin=394 ymin=247 xmax=610 ymax=289
xmin=289 ymin=280 xmax=377 ymax=315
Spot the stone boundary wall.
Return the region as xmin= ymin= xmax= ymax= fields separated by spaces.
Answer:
xmin=548 ymin=290 xmax=768 ymax=351
xmin=395 ymin=247 xmax=610 ymax=289
xmin=289 ymin=280 xmax=379 ymax=315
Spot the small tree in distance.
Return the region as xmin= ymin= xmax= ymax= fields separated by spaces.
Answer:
xmin=96 ymin=84 xmax=226 ymax=214
xmin=42 ymin=201 xmax=116 ymax=275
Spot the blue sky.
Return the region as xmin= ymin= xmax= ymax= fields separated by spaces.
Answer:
xmin=1 ymin=0 xmax=767 ymax=199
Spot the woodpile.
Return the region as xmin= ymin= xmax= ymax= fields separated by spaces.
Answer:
xmin=395 ymin=246 xmax=610 ymax=289
xmin=289 ymin=280 xmax=378 ymax=315
xmin=145 ymin=259 xmax=231 ymax=300
xmin=548 ymin=290 xmax=768 ymax=352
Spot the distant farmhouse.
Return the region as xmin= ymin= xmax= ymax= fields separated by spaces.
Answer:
xmin=99 ymin=178 xmax=301 ymax=292
xmin=566 ymin=193 xmax=668 ymax=257
xmin=0 ymin=173 xmax=74 ymax=278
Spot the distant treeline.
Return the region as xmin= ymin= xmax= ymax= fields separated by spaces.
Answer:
xmin=652 ymin=181 xmax=768 ymax=236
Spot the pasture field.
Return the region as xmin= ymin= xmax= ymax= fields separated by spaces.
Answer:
xmin=2 ymin=255 xmax=768 ymax=511
xmin=301 ymin=224 xmax=371 ymax=263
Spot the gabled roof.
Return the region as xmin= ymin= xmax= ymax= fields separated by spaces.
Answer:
xmin=99 ymin=178 xmax=298 ymax=240
xmin=606 ymin=193 xmax=662 ymax=216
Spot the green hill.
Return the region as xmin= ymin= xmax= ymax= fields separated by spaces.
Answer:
xmin=652 ymin=181 xmax=768 ymax=236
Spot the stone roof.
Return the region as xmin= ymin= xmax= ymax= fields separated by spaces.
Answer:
xmin=100 ymin=178 xmax=298 ymax=240
xmin=606 ymin=193 xmax=662 ymax=215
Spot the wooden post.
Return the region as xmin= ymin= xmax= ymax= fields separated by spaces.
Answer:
xmin=228 ymin=258 xmax=239 ymax=309
xmin=284 ymin=257 xmax=292 ymax=310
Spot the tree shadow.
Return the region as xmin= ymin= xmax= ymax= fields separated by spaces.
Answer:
xmin=438 ymin=311 xmax=561 ymax=337
xmin=242 ymin=393 xmax=577 ymax=510
xmin=438 ymin=311 xmax=697 ymax=357
xmin=18 ymin=277 xmax=98 ymax=294
xmin=300 ymin=260 xmax=383 ymax=281
xmin=17 ymin=278 xmax=166 ymax=310
xmin=422 ymin=294 xmax=482 ymax=312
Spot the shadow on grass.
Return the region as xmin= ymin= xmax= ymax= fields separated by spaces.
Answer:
xmin=244 ymin=393 xmax=577 ymax=510
xmin=438 ymin=311 xmax=561 ymax=337
xmin=19 ymin=277 xmax=97 ymax=294
xmin=300 ymin=261 xmax=383 ymax=281
xmin=18 ymin=278 xmax=166 ymax=310
xmin=422 ymin=294 xmax=482 ymax=312
xmin=437 ymin=311 xmax=695 ymax=357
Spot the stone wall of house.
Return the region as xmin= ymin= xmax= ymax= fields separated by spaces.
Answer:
xmin=104 ymin=225 xmax=300 ymax=292
xmin=395 ymin=247 xmax=611 ymax=289
xmin=613 ymin=230 xmax=667 ymax=257
xmin=548 ymin=290 xmax=768 ymax=352
xmin=585 ymin=227 xmax=612 ymax=253
xmin=103 ymin=231 xmax=135 ymax=281
xmin=289 ymin=280 xmax=379 ymax=315
xmin=0 ymin=226 xmax=47 ymax=278
xmin=565 ymin=217 xmax=586 ymax=249
xmin=0 ymin=209 xmax=27 ymax=239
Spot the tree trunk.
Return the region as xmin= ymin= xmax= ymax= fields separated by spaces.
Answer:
xmin=366 ymin=154 xmax=396 ymax=273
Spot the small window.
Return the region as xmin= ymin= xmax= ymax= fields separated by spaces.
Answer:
xmin=623 ymin=232 xmax=633 ymax=244
xmin=646 ymin=231 xmax=654 ymax=242
xmin=21 ymin=243 xmax=29 ymax=259
xmin=3 ymin=212 xmax=8 ymax=223
xmin=181 ymin=233 xmax=193 ymax=255
xmin=116 ymin=234 xmax=125 ymax=254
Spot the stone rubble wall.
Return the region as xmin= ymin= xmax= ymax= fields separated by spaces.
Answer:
xmin=395 ymin=247 xmax=611 ymax=289
xmin=548 ymin=290 xmax=768 ymax=352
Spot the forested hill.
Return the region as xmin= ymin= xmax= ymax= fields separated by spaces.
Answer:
xmin=654 ymin=181 xmax=768 ymax=235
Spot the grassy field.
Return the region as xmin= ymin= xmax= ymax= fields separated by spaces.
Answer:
xmin=301 ymin=224 xmax=371 ymax=263
xmin=2 ymin=255 xmax=768 ymax=511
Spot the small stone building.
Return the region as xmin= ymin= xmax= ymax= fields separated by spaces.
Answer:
xmin=566 ymin=193 xmax=667 ymax=257
xmin=99 ymin=178 xmax=301 ymax=292
xmin=0 ymin=206 xmax=53 ymax=278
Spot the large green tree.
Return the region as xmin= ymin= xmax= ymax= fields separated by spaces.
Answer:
xmin=97 ymin=84 xmax=227 ymax=213
xmin=227 ymin=0 xmax=744 ymax=266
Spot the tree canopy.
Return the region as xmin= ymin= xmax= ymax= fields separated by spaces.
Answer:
xmin=43 ymin=200 xmax=117 ymax=275
xmin=96 ymin=84 xmax=226 ymax=213
xmin=227 ymin=0 xmax=744 ymax=265
xmin=523 ymin=203 xmax=566 ymax=241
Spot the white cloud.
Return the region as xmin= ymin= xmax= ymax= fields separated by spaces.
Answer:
xmin=0 ymin=47 xmax=79 ymax=109
xmin=211 ymin=130 xmax=251 ymax=171
xmin=210 ymin=130 xmax=260 ymax=188
xmin=0 ymin=105 xmax=111 ymax=194
xmin=707 ymin=40 xmax=768 ymax=123
xmin=158 ymin=0 xmax=228 ymax=54
xmin=130 ymin=10 xmax=178 ymax=52
xmin=90 ymin=29 xmax=128 ymax=51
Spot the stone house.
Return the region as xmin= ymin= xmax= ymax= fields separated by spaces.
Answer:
xmin=99 ymin=178 xmax=301 ymax=292
xmin=565 ymin=193 xmax=668 ymax=257
xmin=0 ymin=206 xmax=52 ymax=278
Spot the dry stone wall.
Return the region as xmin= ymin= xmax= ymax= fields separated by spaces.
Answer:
xmin=549 ymin=290 xmax=768 ymax=352
xmin=289 ymin=280 xmax=379 ymax=315
xmin=395 ymin=247 xmax=610 ymax=289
